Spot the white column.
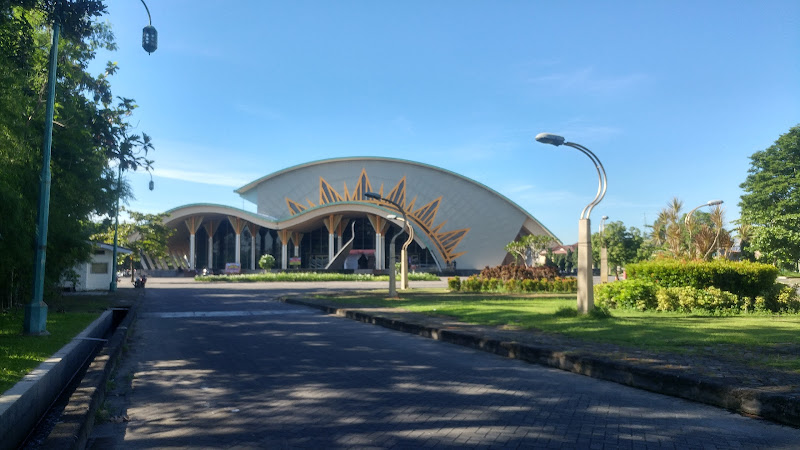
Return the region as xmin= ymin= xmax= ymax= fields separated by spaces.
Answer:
xmin=294 ymin=245 xmax=300 ymax=257
xmin=577 ymin=218 xmax=594 ymax=314
xmin=208 ymin=235 xmax=213 ymax=270
xmin=281 ymin=244 xmax=288 ymax=270
xmin=251 ymin=232 xmax=257 ymax=271
xmin=235 ymin=233 xmax=241 ymax=264
xmin=375 ymin=233 xmax=383 ymax=270
xmin=328 ymin=233 xmax=335 ymax=262
xmin=189 ymin=233 xmax=196 ymax=270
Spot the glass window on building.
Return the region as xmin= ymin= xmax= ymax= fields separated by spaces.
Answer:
xmin=91 ymin=262 xmax=109 ymax=274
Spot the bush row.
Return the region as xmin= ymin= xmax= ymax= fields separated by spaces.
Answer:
xmin=196 ymin=271 xmax=440 ymax=282
xmin=626 ymin=259 xmax=778 ymax=299
xmin=448 ymin=275 xmax=577 ymax=293
xmin=594 ymin=279 xmax=800 ymax=313
xmin=479 ymin=264 xmax=559 ymax=281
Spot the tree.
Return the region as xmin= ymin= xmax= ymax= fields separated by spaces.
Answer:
xmin=650 ymin=198 xmax=685 ymax=257
xmin=504 ymin=239 xmax=527 ymax=266
xmin=739 ymin=125 xmax=800 ymax=270
xmin=258 ymin=254 xmax=276 ymax=272
xmin=0 ymin=2 xmax=154 ymax=304
xmin=93 ymin=209 xmax=173 ymax=280
xmin=591 ymin=221 xmax=646 ymax=276
xmin=505 ymin=234 xmax=554 ymax=267
xmin=647 ymin=198 xmax=729 ymax=261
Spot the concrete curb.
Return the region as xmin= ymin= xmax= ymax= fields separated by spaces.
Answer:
xmin=284 ymin=298 xmax=800 ymax=429
xmin=39 ymin=305 xmax=139 ymax=450
xmin=0 ymin=312 xmax=113 ymax=450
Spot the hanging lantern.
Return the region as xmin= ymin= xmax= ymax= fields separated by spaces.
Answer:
xmin=142 ymin=25 xmax=158 ymax=54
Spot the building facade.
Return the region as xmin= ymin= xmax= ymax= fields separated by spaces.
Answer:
xmin=161 ymin=157 xmax=559 ymax=272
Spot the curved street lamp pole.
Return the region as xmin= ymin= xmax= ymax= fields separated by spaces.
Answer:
xmin=400 ymin=218 xmax=414 ymax=290
xmin=364 ymin=192 xmax=408 ymax=298
xmin=685 ymin=199 xmax=723 ymax=259
xmin=535 ymin=133 xmax=607 ymax=314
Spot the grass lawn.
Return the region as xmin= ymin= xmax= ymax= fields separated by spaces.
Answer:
xmin=0 ymin=290 xmax=139 ymax=394
xmin=313 ymin=290 xmax=800 ymax=372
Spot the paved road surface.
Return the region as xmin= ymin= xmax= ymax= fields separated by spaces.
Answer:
xmin=89 ymin=279 xmax=800 ymax=448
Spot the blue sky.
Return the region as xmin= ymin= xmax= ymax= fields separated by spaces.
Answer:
xmin=93 ymin=1 xmax=800 ymax=244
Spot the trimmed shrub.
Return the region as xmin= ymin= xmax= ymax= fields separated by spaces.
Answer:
xmin=760 ymin=283 xmax=800 ymax=313
xmin=479 ymin=264 xmax=559 ymax=281
xmin=463 ymin=275 xmax=483 ymax=292
xmin=626 ymin=260 xmax=778 ymax=299
xmin=451 ymin=264 xmax=577 ymax=293
xmin=594 ymin=279 xmax=659 ymax=311
xmin=485 ymin=278 xmax=502 ymax=292
xmin=448 ymin=276 xmax=461 ymax=291
xmin=560 ymin=277 xmax=577 ymax=293
xmin=505 ymin=279 xmax=521 ymax=292
xmin=521 ymin=279 xmax=537 ymax=292
xmin=656 ymin=286 xmax=740 ymax=313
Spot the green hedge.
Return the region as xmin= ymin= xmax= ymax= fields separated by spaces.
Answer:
xmin=626 ymin=260 xmax=778 ymax=299
xmin=594 ymin=279 xmax=659 ymax=311
xmin=448 ymin=275 xmax=577 ymax=293
xmin=595 ymin=279 xmax=800 ymax=314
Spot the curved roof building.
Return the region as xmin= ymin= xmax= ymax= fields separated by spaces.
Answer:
xmin=160 ymin=157 xmax=558 ymax=273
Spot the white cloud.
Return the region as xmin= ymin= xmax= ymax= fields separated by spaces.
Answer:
xmin=528 ymin=67 xmax=648 ymax=95
xmin=506 ymin=184 xmax=536 ymax=194
xmin=154 ymin=167 xmax=258 ymax=187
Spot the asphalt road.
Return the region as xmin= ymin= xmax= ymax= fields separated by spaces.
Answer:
xmin=88 ymin=279 xmax=800 ymax=448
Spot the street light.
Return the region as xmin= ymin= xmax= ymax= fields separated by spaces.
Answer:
xmin=685 ymin=200 xmax=723 ymax=226
xmin=364 ymin=192 xmax=408 ymax=298
xmin=535 ymin=133 xmax=607 ymax=314
xmin=685 ymin=200 xmax=723 ymax=259
xmin=599 ymin=215 xmax=609 ymax=284
xmin=141 ymin=0 xmax=158 ymax=54
xmin=26 ymin=2 xmax=158 ymax=334
xmin=389 ymin=216 xmax=415 ymax=290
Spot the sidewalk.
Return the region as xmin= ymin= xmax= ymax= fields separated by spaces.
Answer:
xmin=283 ymin=295 xmax=800 ymax=429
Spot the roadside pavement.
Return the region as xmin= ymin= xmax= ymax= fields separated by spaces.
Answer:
xmin=282 ymin=291 xmax=800 ymax=429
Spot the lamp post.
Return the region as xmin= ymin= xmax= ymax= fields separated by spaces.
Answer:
xmin=24 ymin=20 xmax=61 ymax=335
xmin=535 ymin=133 xmax=607 ymax=314
xmin=685 ymin=200 xmax=723 ymax=259
xmin=599 ymin=215 xmax=609 ymax=284
xmin=386 ymin=216 xmax=415 ymax=290
xmin=364 ymin=192 xmax=408 ymax=298
xmin=108 ymin=1 xmax=158 ymax=292
xmin=25 ymin=1 xmax=159 ymax=332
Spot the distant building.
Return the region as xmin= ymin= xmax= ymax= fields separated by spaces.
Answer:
xmin=159 ymin=157 xmax=560 ymax=272
xmin=62 ymin=243 xmax=132 ymax=291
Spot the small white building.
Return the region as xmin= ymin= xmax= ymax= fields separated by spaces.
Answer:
xmin=62 ymin=243 xmax=132 ymax=291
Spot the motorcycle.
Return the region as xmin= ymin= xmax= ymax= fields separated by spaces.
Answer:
xmin=133 ymin=274 xmax=147 ymax=288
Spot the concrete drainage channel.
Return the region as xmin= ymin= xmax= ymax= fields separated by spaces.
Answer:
xmin=0 ymin=305 xmax=137 ymax=450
